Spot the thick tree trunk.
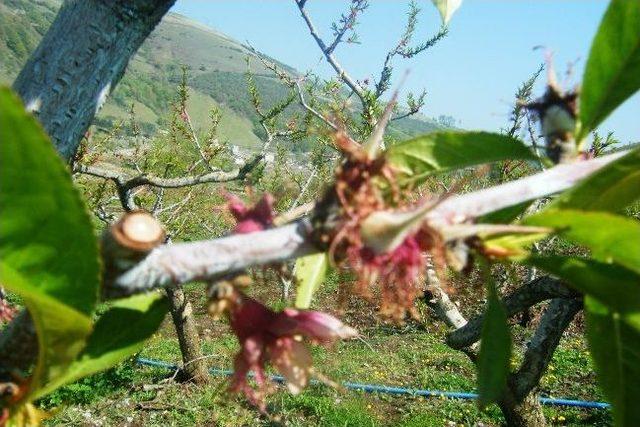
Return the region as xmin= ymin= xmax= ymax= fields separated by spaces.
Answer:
xmin=498 ymin=392 xmax=547 ymax=427
xmin=12 ymin=0 xmax=175 ymax=162
xmin=2 ymin=0 xmax=175 ymax=373
xmin=165 ymin=287 xmax=210 ymax=384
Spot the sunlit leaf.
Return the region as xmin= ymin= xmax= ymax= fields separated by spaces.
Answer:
xmin=0 ymin=263 xmax=92 ymax=399
xmin=524 ymin=210 xmax=640 ymax=274
xmin=579 ymin=0 xmax=640 ymax=138
xmin=0 ymin=87 xmax=100 ymax=404
xmin=0 ymin=87 xmax=100 ymax=315
xmin=476 ymin=274 xmax=511 ymax=408
xmin=585 ymin=297 xmax=640 ymax=426
xmin=549 ymin=148 xmax=640 ymax=212
xmin=294 ymin=253 xmax=329 ymax=309
xmin=481 ymin=231 xmax=549 ymax=261
xmin=387 ymin=131 xmax=535 ymax=186
xmin=32 ymin=293 xmax=169 ymax=400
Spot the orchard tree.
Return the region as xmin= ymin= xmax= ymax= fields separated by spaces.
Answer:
xmin=1 ymin=1 xmax=640 ymax=427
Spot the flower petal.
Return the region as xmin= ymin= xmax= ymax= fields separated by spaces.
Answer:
xmin=279 ymin=309 xmax=358 ymax=343
xmin=270 ymin=338 xmax=312 ymax=395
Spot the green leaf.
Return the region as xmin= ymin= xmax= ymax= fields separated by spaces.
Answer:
xmin=524 ymin=210 xmax=640 ymax=274
xmin=0 ymin=263 xmax=92 ymax=397
xmin=0 ymin=87 xmax=101 ymax=404
xmin=549 ymin=148 xmax=640 ymax=212
xmin=294 ymin=253 xmax=329 ymax=309
xmin=528 ymin=256 xmax=640 ymax=313
xmin=387 ymin=131 xmax=535 ymax=186
xmin=579 ymin=0 xmax=640 ymax=138
xmin=32 ymin=293 xmax=169 ymax=400
xmin=476 ymin=276 xmax=511 ymax=408
xmin=585 ymin=297 xmax=640 ymax=426
xmin=0 ymin=87 xmax=100 ymax=315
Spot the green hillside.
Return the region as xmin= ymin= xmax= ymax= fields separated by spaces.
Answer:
xmin=0 ymin=0 xmax=443 ymax=149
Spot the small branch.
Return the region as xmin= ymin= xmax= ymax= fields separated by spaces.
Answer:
xmin=325 ymin=0 xmax=368 ymax=55
xmin=423 ymin=258 xmax=468 ymax=329
xmin=105 ymin=220 xmax=316 ymax=298
xmin=75 ymin=161 xmax=253 ymax=191
xmin=104 ymin=151 xmax=625 ymax=296
xmin=295 ymin=0 xmax=367 ymax=105
xmin=289 ymin=169 xmax=317 ymax=209
xmin=446 ymin=277 xmax=577 ymax=350
xmin=183 ymin=111 xmax=214 ymax=172
xmin=296 ymin=80 xmax=339 ymax=131
xmin=249 ymin=33 xmax=339 ymax=132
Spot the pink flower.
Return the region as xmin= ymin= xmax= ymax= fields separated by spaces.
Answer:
xmin=348 ymin=232 xmax=430 ymax=320
xmin=216 ymin=285 xmax=357 ymax=411
xmin=225 ymin=193 xmax=275 ymax=234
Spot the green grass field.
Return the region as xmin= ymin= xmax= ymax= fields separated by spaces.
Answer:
xmin=41 ymin=285 xmax=611 ymax=427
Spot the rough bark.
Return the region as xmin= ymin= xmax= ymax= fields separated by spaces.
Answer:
xmin=12 ymin=0 xmax=175 ymax=162
xmin=498 ymin=392 xmax=548 ymax=427
xmin=447 ymin=277 xmax=576 ymax=350
xmin=165 ymin=287 xmax=210 ymax=384
xmin=496 ymin=298 xmax=582 ymax=427
xmin=512 ymin=298 xmax=583 ymax=400
xmin=423 ymin=259 xmax=468 ymax=329
xmin=2 ymin=0 xmax=176 ymax=375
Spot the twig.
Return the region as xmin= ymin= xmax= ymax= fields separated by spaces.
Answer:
xmin=295 ymin=0 xmax=367 ymax=106
xmin=105 ymin=150 xmax=627 ymax=297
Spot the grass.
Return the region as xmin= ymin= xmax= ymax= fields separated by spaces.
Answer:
xmin=41 ymin=287 xmax=612 ymax=427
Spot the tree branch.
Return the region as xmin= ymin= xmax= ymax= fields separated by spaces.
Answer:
xmin=446 ymin=277 xmax=577 ymax=350
xmin=423 ymin=257 xmax=468 ymax=329
xmin=75 ymin=162 xmax=252 ymax=190
xmin=104 ymin=219 xmax=317 ymax=298
xmin=295 ymin=0 xmax=367 ymax=106
xmin=511 ymin=297 xmax=582 ymax=400
xmin=104 ymin=151 xmax=625 ymax=296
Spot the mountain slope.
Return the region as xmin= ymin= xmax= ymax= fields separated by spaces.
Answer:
xmin=0 ymin=0 xmax=444 ymax=149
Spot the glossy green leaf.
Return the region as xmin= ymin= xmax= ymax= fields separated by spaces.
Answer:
xmin=579 ymin=0 xmax=640 ymax=138
xmin=482 ymin=231 xmax=549 ymax=261
xmin=33 ymin=293 xmax=169 ymax=400
xmin=585 ymin=297 xmax=640 ymax=426
xmin=524 ymin=210 xmax=640 ymax=274
xmin=476 ymin=277 xmax=511 ymax=408
xmin=0 ymin=87 xmax=101 ymax=405
xmin=294 ymin=253 xmax=329 ymax=309
xmin=528 ymin=256 xmax=640 ymax=313
xmin=550 ymin=148 xmax=640 ymax=212
xmin=0 ymin=263 xmax=92 ymax=398
xmin=0 ymin=87 xmax=100 ymax=315
xmin=387 ymin=131 xmax=535 ymax=186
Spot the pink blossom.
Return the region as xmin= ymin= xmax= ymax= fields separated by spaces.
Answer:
xmin=225 ymin=193 xmax=275 ymax=234
xmin=348 ymin=231 xmax=432 ymax=320
xmin=219 ymin=286 xmax=356 ymax=411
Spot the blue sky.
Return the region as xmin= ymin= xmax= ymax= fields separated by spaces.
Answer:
xmin=171 ymin=0 xmax=639 ymax=144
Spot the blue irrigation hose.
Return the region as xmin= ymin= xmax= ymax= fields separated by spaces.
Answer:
xmin=135 ymin=357 xmax=610 ymax=410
